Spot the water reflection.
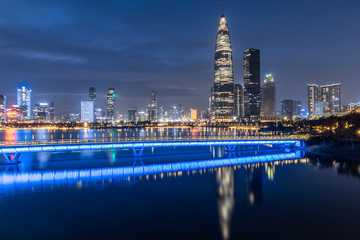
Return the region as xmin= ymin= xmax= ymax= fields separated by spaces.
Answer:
xmin=246 ymin=165 xmax=262 ymax=205
xmin=217 ymin=167 xmax=234 ymax=240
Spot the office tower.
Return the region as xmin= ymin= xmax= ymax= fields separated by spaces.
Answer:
xmin=81 ymin=101 xmax=95 ymax=123
xmin=281 ymin=99 xmax=294 ymax=120
xmin=307 ymin=84 xmax=319 ymax=115
xmin=34 ymin=103 xmax=49 ymax=122
xmin=261 ymin=71 xmax=276 ymax=118
xmin=89 ymin=87 xmax=96 ymax=119
xmin=7 ymin=105 xmax=22 ymax=121
xmin=320 ymin=83 xmax=341 ymax=113
xmin=17 ymin=85 xmax=32 ymax=120
xmin=243 ymin=49 xmax=261 ymax=122
xmin=107 ymin=88 xmax=115 ymax=121
xmin=234 ymin=84 xmax=243 ymax=120
xmin=0 ymin=95 xmax=6 ymax=122
xmin=213 ymin=14 xmax=234 ymax=122
xmin=49 ymin=102 xmax=55 ymax=122
xmin=128 ymin=107 xmax=138 ymax=122
xmin=146 ymin=104 xmax=157 ymax=122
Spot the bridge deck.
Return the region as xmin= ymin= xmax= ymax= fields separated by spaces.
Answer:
xmin=0 ymin=137 xmax=305 ymax=164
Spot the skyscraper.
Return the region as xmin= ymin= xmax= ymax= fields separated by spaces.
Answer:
xmin=308 ymin=83 xmax=341 ymax=116
xmin=49 ymin=102 xmax=55 ymax=122
xmin=234 ymin=84 xmax=243 ymax=120
xmin=151 ymin=91 xmax=158 ymax=105
xmin=0 ymin=95 xmax=6 ymax=122
xmin=261 ymin=71 xmax=276 ymax=118
xmin=81 ymin=101 xmax=95 ymax=123
xmin=320 ymin=83 xmax=341 ymax=113
xmin=89 ymin=87 xmax=96 ymax=119
xmin=243 ymin=49 xmax=261 ymax=122
xmin=128 ymin=107 xmax=138 ymax=122
xmin=34 ymin=103 xmax=49 ymax=122
xmin=213 ymin=14 xmax=234 ymax=122
xmin=107 ymin=88 xmax=115 ymax=121
xmin=307 ymin=84 xmax=319 ymax=116
xmin=17 ymin=85 xmax=31 ymax=120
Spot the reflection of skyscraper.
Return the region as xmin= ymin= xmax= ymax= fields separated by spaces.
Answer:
xmin=17 ymin=85 xmax=31 ymax=120
xmin=244 ymin=49 xmax=261 ymax=122
xmin=245 ymin=166 xmax=262 ymax=205
xmin=216 ymin=167 xmax=234 ymax=240
xmin=213 ymin=14 xmax=234 ymax=122
xmin=107 ymin=88 xmax=115 ymax=121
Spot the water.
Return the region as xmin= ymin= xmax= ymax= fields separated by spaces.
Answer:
xmin=0 ymin=129 xmax=359 ymax=239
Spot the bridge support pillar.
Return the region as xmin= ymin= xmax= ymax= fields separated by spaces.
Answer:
xmin=132 ymin=147 xmax=144 ymax=157
xmin=1 ymin=152 xmax=21 ymax=165
xmin=225 ymin=145 xmax=237 ymax=152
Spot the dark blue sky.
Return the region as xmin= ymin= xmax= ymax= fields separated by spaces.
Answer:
xmin=0 ymin=0 xmax=359 ymax=114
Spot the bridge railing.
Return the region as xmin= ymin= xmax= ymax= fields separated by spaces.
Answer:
xmin=0 ymin=135 xmax=307 ymax=147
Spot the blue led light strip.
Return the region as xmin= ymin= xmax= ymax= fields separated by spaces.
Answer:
xmin=0 ymin=139 xmax=302 ymax=154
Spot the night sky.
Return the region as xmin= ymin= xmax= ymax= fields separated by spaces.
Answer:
xmin=0 ymin=0 xmax=359 ymax=114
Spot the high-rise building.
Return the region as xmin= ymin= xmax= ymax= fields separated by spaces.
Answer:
xmin=213 ymin=14 xmax=234 ymax=122
xmin=81 ymin=101 xmax=95 ymax=123
xmin=308 ymin=83 xmax=341 ymax=116
xmin=234 ymin=84 xmax=243 ymax=120
xmin=243 ymin=49 xmax=261 ymax=122
xmin=320 ymin=83 xmax=341 ymax=113
xmin=307 ymin=84 xmax=319 ymax=116
xmin=17 ymin=85 xmax=32 ymax=120
xmin=261 ymin=71 xmax=276 ymax=118
xmin=89 ymin=87 xmax=96 ymax=119
xmin=128 ymin=107 xmax=138 ymax=122
xmin=281 ymin=99 xmax=294 ymax=120
xmin=0 ymin=95 xmax=6 ymax=122
xmin=49 ymin=102 xmax=55 ymax=122
xmin=34 ymin=103 xmax=49 ymax=122
xmin=107 ymin=88 xmax=115 ymax=121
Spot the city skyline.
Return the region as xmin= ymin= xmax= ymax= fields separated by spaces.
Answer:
xmin=0 ymin=1 xmax=359 ymax=114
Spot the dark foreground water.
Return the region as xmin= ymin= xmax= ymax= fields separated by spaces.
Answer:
xmin=0 ymin=146 xmax=359 ymax=240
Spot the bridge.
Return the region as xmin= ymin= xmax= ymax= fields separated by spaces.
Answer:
xmin=0 ymin=136 xmax=305 ymax=165
xmin=0 ymin=151 xmax=304 ymax=195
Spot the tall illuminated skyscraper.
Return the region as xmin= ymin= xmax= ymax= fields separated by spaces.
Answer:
xmin=107 ymin=88 xmax=115 ymax=121
xmin=307 ymin=84 xmax=319 ymax=116
xmin=261 ymin=70 xmax=276 ymax=118
xmin=89 ymin=87 xmax=96 ymax=120
xmin=243 ymin=49 xmax=261 ymax=122
xmin=17 ymin=85 xmax=32 ymax=120
xmin=320 ymin=83 xmax=341 ymax=113
xmin=213 ymin=14 xmax=234 ymax=122
xmin=81 ymin=101 xmax=95 ymax=123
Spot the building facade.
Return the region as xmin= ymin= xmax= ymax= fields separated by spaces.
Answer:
xmin=0 ymin=95 xmax=6 ymax=122
xmin=261 ymin=72 xmax=276 ymax=118
xmin=89 ymin=87 xmax=96 ymax=120
xmin=243 ymin=49 xmax=261 ymax=122
xmin=107 ymin=88 xmax=115 ymax=121
xmin=34 ymin=103 xmax=49 ymax=122
xmin=234 ymin=84 xmax=243 ymax=120
xmin=213 ymin=14 xmax=234 ymax=122
xmin=281 ymin=99 xmax=294 ymax=120
xmin=320 ymin=83 xmax=341 ymax=113
xmin=128 ymin=107 xmax=138 ymax=122
xmin=81 ymin=101 xmax=95 ymax=123
xmin=17 ymin=86 xmax=32 ymax=120
xmin=308 ymin=83 xmax=341 ymax=116
xmin=49 ymin=102 xmax=55 ymax=122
